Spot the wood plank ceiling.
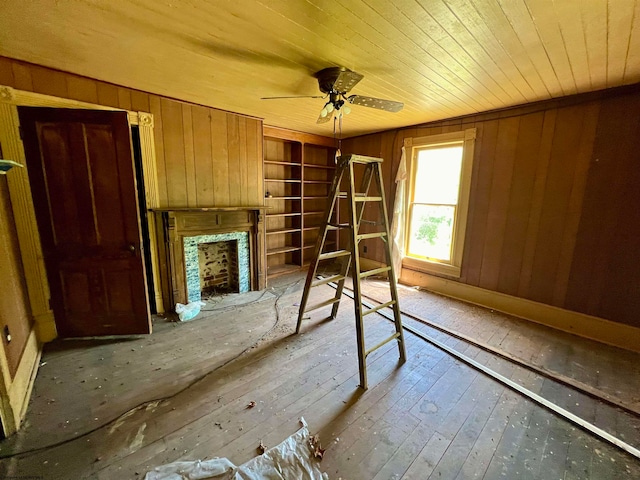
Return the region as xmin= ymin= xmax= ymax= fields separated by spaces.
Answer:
xmin=0 ymin=0 xmax=639 ymax=136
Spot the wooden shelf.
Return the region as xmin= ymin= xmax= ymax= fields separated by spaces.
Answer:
xmin=264 ymin=135 xmax=337 ymax=282
xmin=267 ymin=245 xmax=301 ymax=255
xmin=266 ymin=212 xmax=301 ymax=218
xmin=266 ymin=228 xmax=300 ymax=235
xmin=304 ymin=164 xmax=335 ymax=170
xmin=264 ymin=160 xmax=302 ymax=166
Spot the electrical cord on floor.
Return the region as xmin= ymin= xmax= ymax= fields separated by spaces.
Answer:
xmin=0 ymin=277 xmax=304 ymax=460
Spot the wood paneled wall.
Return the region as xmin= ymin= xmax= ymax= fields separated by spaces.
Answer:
xmin=342 ymin=86 xmax=640 ymax=329
xmin=0 ymin=56 xmax=264 ymax=208
xmin=0 ymin=179 xmax=33 ymax=378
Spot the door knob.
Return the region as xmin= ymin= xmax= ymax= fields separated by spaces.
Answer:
xmin=128 ymin=243 xmax=136 ymax=253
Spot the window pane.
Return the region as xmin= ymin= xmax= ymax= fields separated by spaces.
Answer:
xmin=413 ymin=146 xmax=463 ymax=205
xmin=408 ymin=204 xmax=455 ymax=261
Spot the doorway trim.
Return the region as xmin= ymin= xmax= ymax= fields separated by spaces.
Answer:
xmin=0 ymin=85 xmax=164 ymax=344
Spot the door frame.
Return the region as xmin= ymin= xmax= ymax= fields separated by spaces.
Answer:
xmin=0 ymin=84 xmax=164 ymax=344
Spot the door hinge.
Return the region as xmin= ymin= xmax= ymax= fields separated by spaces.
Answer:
xmin=48 ymin=298 xmax=53 ymax=311
xmin=18 ymin=125 xmax=24 ymax=140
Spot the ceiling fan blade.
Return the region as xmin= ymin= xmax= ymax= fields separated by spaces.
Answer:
xmin=261 ymin=95 xmax=325 ymax=100
xmin=348 ymin=95 xmax=404 ymax=112
xmin=333 ymin=70 xmax=364 ymax=93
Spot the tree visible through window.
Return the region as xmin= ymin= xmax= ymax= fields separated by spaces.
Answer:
xmin=404 ymin=130 xmax=475 ymax=277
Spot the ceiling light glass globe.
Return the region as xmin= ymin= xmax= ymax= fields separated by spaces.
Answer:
xmin=343 ymin=105 xmax=351 ymax=115
xmin=326 ymin=103 xmax=334 ymax=113
xmin=320 ymin=108 xmax=328 ymax=118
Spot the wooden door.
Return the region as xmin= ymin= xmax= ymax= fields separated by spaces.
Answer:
xmin=19 ymin=108 xmax=151 ymax=337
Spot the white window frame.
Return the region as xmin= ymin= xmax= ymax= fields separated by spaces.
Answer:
xmin=403 ymin=128 xmax=476 ymax=278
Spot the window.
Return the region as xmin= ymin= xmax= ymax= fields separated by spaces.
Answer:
xmin=403 ymin=129 xmax=476 ymax=277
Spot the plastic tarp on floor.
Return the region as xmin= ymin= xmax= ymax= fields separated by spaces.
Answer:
xmin=144 ymin=418 xmax=328 ymax=480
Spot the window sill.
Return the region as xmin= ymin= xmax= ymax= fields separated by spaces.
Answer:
xmin=402 ymin=256 xmax=461 ymax=278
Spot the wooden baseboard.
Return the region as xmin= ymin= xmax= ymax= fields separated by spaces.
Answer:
xmin=400 ymin=269 xmax=640 ymax=353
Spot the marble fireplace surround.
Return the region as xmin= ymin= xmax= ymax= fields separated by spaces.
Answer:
xmin=153 ymin=207 xmax=267 ymax=311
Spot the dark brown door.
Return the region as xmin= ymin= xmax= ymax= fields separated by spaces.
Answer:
xmin=19 ymin=108 xmax=151 ymax=337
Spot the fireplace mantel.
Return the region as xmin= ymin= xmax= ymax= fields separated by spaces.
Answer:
xmin=152 ymin=207 xmax=267 ymax=311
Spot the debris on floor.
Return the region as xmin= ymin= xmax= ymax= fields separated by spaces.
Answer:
xmin=144 ymin=418 xmax=328 ymax=480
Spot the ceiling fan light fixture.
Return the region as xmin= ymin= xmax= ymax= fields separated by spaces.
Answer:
xmin=343 ymin=105 xmax=351 ymax=115
xmin=320 ymin=108 xmax=328 ymax=118
xmin=326 ymin=102 xmax=334 ymax=113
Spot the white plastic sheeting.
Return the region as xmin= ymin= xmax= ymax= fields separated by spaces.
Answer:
xmin=144 ymin=418 xmax=328 ymax=480
xmin=390 ymin=146 xmax=408 ymax=279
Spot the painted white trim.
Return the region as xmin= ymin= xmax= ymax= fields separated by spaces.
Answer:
xmin=404 ymin=128 xmax=476 ymax=278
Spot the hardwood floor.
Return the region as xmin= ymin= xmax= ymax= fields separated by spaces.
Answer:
xmin=0 ymin=273 xmax=638 ymax=479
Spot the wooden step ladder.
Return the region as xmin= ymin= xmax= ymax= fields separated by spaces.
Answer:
xmin=296 ymin=154 xmax=407 ymax=390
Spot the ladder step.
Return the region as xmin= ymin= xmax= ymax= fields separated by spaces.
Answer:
xmin=359 ymin=266 xmax=391 ymax=279
xmin=318 ymin=250 xmax=351 ymax=260
xmin=363 ymin=300 xmax=396 ymax=316
xmin=337 ymin=192 xmax=367 ymax=198
xmin=355 ymin=196 xmax=382 ymax=202
xmin=311 ymin=274 xmax=345 ymax=287
xmin=365 ymin=332 xmax=401 ymax=357
xmin=327 ymin=223 xmax=350 ymax=230
xmin=356 ymin=231 xmax=387 ymax=240
xmin=304 ymin=297 xmax=341 ymax=313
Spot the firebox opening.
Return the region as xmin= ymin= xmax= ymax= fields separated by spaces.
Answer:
xmin=198 ymin=239 xmax=239 ymax=298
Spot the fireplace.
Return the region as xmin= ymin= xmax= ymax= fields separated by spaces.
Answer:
xmin=153 ymin=207 xmax=268 ymax=311
xmin=184 ymin=232 xmax=250 ymax=301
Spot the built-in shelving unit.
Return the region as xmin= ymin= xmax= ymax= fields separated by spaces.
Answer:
xmin=263 ymin=127 xmax=338 ymax=278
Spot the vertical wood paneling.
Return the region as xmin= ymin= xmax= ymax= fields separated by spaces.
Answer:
xmin=527 ymin=106 xmax=586 ymax=305
xmin=96 ymin=83 xmax=120 ymax=109
xmin=181 ymin=105 xmax=197 ymax=206
xmin=478 ymin=116 xmax=520 ymax=291
xmin=342 ymin=86 xmax=640 ymax=328
xmin=551 ymin=102 xmax=600 ymax=306
xmin=30 ymin=65 xmax=68 ymax=98
xmin=211 ymin=110 xmax=229 ymax=205
xmin=65 ymin=76 xmax=98 ymax=104
xmin=238 ymin=117 xmax=249 ymax=206
xmin=192 ymin=106 xmax=214 ymax=206
xmin=161 ymin=99 xmax=187 ymax=207
xmin=496 ymin=112 xmax=545 ymax=296
xmin=461 ymin=120 xmax=499 ymax=286
xmin=11 ymin=63 xmax=34 ymax=91
xmin=117 ymin=88 xmax=132 ymax=110
xmin=130 ymin=91 xmax=150 ymax=113
xmin=517 ymin=110 xmax=557 ymax=298
xmin=0 ymin=57 xmax=16 ymax=85
xmin=565 ymin=94 xmax=640 ymax=319
xmin=226 ymin=115 xmax=241 ymax=206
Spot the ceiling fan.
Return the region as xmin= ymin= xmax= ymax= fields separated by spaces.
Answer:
xmin=261 ymin=67 xmax=404 ymax=124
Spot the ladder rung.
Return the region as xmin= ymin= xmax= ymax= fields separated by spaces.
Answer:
xmin=363 ymin=300 xmax=396 ymax=316
xmin=304 ymin=297 xmax=341 ymax=313
xmin=359 ymin=266 xmax=391 ymax=279
xmin=327 ymin=223 xmax=350 ymax=230
xmin=365 ymin=332 xmax=401 ymax=357
xmin=318 ymin=250 xmax=351 ymax=260
xmin=355 ymin=196 xmax=382 ymax=202
xmin=356 ymin=232 xmax=387 ymax=240
xmin=311 ymin=274 xmax=345 ymax=287
xmin=337 ymin=192 xmax=367 ymax=198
